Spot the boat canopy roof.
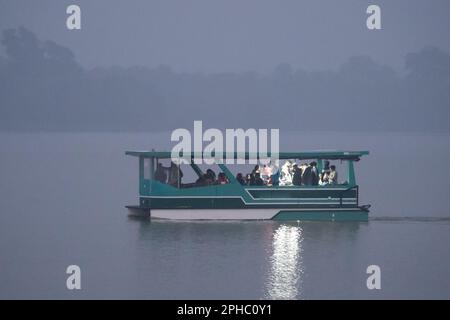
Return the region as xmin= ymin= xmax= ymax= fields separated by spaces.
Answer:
xmin=125 ymin=150 xmax=369 ymax=161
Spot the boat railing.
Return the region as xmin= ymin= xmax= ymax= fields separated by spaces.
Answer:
xmin=338 ymin=185 xmax=359 ymax=207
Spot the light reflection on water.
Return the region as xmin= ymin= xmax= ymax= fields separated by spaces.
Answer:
xmin=265 ymin=224 xmax=304 ymax=299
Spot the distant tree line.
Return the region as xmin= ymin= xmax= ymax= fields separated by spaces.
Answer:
xmin=1 ymin=27 xmax=449 ymax=132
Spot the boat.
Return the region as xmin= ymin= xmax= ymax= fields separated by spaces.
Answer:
xmin=125 ymin=150 xmax=370 ymax=221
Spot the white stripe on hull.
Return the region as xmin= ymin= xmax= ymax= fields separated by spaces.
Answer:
xmin=151 ymin=209 xmax=279 ymax=220
xmin=150 ymin=208 xmax=362 ymax=220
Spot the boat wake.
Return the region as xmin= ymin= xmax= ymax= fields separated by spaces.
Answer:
xmin=370 ymin=216 xmax=450 ymax=223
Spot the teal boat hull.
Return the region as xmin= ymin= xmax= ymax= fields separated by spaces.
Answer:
xmin=127 ymin=205 xmax=369 ymax=221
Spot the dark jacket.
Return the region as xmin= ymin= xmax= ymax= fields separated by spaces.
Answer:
xmin=292 ymin=167 xmax=302 ymax=186
xmin=302 ymin=166 xmax=312 ymax=185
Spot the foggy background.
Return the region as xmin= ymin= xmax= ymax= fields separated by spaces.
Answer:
xmin=0 ymin=0 xmax=449 ymax=132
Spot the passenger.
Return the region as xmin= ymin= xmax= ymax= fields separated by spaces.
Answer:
xmin=249 ymin=173 xmax=256 ymax=186
xmin=300 ymin=163 xmax=309 ymax=172
xmin=292 ymin=164 xmax=302 ymax=186
xmin=254 ymin=172 xmax=264 ymax=186
xmin=204 ymin=173 xmax=214 ymax=185
xmin=252 ymin=165 xmax=260 ymax=176
xmin=323 ymin=160 xmax=330 ymax=172
xmin=269 ymin=161 xmax=280 ymax=186
xmin=168 ymin=162 xmax=183 ymax=186
xmin=245 ymin=173 xmax=252 ymax=185
xmin=320 ymin=160 xmax=331 ymax=185
xmin=261 ymin=164 xmax=272 ymax=184
xmin=270 ymin=169 xmax=280 ymax=186
xmin=154 ymin=163 xmax=167 ymax=183
xmin=206 ymin=169 xmax=216 ymax=182
xmin=310 ymin=161 xmax=319 ymax=185
xmin=302 ymin=163 xmax=312 ymax=185
xmin=236 ymin=173 xmax=246 ymax=185
xmin=217 ymin=172 xmax=229 ymax=185
xmin=328 ymin=165 xmax=338 ymax=184
xmin=280 ymin=160 xmax=293 ymax=186
xmin=319 ymin=171 xmax=328 ymax=185
xmin=265 ymin=164 xmax=273 ymax=177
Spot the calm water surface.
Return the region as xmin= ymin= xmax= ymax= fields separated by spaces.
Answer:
xmin=0 ymin=132 xmax=449 ymax=299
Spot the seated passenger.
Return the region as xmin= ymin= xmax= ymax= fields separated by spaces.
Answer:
xmin=245 ymin=173 xmax=252 ymax=185
xmin=206 ymin=169 xmax=216 ymax=182
xmin=168 ymin=162 xmax=183 ymax=186
xmin=236 ymin=173 xmax=246 ymax=185
xmin=328 ymin=165 xmax=338 ymax=184
xmin=270 ymin=170 xmax=280 ymax=186
xmin=217 ymin=172 xmax=229 ymax=185
xmin=154 ymin=163 xmax=167 ymax=183
xmin=319 ymin=171 xmax=329 ymax=186
xmin=252 ymin=165 xmax=260 ymax=176
xmin=261 ymin=164 xmax=272 ymax=184
xmin=254 ymin=172 xmax=264 ymax=186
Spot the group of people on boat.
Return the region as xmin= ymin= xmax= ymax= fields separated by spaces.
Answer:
xmin=235 ymin=160 xmax=338 ymax=187
xmin=154 ymin=159 xmax=338 ymax=188
xmin=155 ymin=163 xmax=230 ymax=187
xmin=195 ymin=169 xmax=229 ymax=186
xmin=281 ymin=160 xmax=338 ymax=186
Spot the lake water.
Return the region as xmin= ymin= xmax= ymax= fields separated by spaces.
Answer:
xmin=0 ymin=132 xmax=449 ymax=299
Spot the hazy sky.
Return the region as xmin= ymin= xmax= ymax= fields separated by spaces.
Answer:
xmin=1 ymin=0 xmax=450 ymax=73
